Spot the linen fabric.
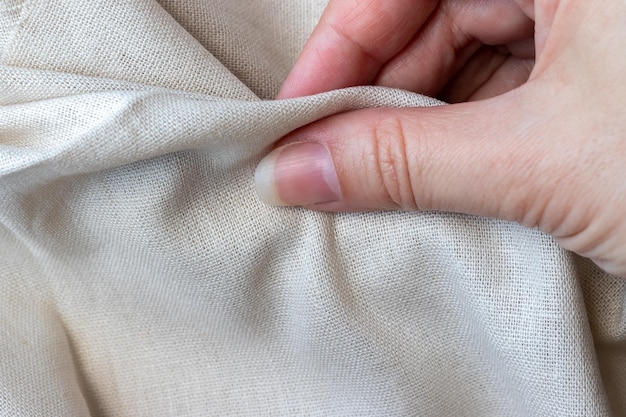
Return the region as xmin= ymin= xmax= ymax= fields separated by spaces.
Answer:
xmin=1 ymin=0 xmax=624 ymax=416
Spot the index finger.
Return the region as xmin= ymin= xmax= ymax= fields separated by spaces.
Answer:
xmin=277 ymin=0 xmax=439 ymax=99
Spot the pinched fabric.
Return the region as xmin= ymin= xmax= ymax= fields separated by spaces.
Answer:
xmin=0 ymin=1 xmax=624 ymax=416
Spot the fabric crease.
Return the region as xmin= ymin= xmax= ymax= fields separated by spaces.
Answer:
xmin=0 ymin=0 xmax=623 ymax=416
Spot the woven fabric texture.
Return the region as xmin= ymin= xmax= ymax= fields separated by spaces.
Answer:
xmin=1 ymin=1 xmax=625 ymax=416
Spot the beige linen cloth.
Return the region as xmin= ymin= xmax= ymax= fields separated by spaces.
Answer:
xmin=1 ymin=0 xmax=625 ymax=416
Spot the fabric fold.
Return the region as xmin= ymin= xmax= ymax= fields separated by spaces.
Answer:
xmin=1 ymin=0 xmax=624 ymax=416
xmin=0 ymin=86 xmax=442 ymax=180
xmin=2 ymin=0 xmax=257 ymax=99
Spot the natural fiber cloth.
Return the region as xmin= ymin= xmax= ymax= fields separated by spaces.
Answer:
xmin=0 ymin=1 xmax=624 ymax=416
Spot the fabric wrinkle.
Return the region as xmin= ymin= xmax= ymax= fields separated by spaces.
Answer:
xmin=0 ymin=1 xmax=623 ymax=416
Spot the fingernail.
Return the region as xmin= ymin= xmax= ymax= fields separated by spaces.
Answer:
xmin=255 ymin=142 xmax=341 ymax=206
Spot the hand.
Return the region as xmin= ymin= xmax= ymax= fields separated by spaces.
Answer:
xmin=277 ymin=0 xmax=537 ymax=102
xmin=255 ymin=0 xmax=626 ymax=277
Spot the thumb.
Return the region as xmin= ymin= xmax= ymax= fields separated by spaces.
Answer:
xmin=254 ymin=90 xmax=626 ymax=278
xmin=255 ymin=92 xmax=550 ymax=224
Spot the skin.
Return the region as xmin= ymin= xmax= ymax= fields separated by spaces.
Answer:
xmin=256 ymin=0 xmax=626 ymax=277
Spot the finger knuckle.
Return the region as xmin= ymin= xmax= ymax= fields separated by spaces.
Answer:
xmin=370 ymin=114 xmax=423 ymax=211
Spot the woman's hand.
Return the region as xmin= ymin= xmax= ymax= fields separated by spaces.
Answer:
xmin=255 ymin=0 xmax=626 ymax=277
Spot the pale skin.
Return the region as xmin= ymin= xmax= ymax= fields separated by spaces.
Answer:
xmin=254 ymin=0 xmax=626 ymax=277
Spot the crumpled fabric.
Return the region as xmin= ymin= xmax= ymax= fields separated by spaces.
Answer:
xmin=0 ymin=0 xmax=624 ymax=416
